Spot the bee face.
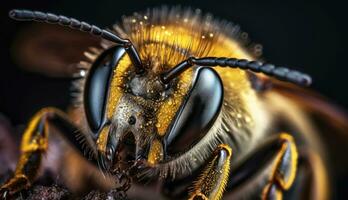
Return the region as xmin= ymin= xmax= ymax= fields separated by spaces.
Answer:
xmin=88 ymin=46 xmax=224 ymax=171
xmin=89 ymin=47 xmax=192 ymax=171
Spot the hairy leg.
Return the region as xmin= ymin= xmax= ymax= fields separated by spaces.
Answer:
xmin=188 ymin=144 xmax=232 ymax=200
xmin=0 ymin=107 xmax=94 ymax=198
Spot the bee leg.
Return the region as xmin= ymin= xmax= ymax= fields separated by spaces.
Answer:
xmin=188 ymin=144 xmax=232 ymax=200
xmin=260 ymin=133 xmax=298 ymax=200
xmin=224 ymin=133 xmax=297 ymax=200
xmin=0 ymin=107 xmax=90 ymax=198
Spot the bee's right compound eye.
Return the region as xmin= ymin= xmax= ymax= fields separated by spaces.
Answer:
xmin=165 ymin=67 xmax=224 ymax=153
xmin=84 ymin=46 xmax=126 ymax=133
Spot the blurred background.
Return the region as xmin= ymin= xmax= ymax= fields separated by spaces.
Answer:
xmin=0 ymin=0 xmax=347 ymax=199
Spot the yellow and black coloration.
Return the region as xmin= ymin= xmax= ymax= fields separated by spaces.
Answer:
xmin=1 ymin=6 xmax=345 ymax=200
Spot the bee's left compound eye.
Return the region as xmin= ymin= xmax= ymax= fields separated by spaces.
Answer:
xmin=84 ymin=45 xmax=126 ymax=133
xmin=165 ymin=67 xmax=223 ymax=153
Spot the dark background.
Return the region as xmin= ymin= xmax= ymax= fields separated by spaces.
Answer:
xmin=0 ymin=0 xmax=347 ymax=198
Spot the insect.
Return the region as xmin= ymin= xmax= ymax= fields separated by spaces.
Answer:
xmin=1 ymin=6 xmax=347 ymax=200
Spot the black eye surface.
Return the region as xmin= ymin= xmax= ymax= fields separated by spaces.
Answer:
xmin=165 ymin=67 xmax=223 ymax=153
xmin=84 ymin=45 xmax=126 ymax=132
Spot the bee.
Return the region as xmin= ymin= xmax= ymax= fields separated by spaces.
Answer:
xmin=1 ymin=6 xmax=347 ymax=200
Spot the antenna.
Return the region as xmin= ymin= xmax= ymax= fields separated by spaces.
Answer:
xmin=162 ymin=57 xmax=312 ymax=86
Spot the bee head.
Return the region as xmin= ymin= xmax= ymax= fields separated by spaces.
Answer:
xmin=84 ymin=44 xmax=224 ymax=171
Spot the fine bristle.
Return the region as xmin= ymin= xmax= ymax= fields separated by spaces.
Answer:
xmin=108 ymin=6 xmax=259 ymax=73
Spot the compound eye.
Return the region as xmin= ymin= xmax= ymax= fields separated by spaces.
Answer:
xmin=84 ymin=46 xmax=126 ymax=133
xmin=165 ymin=67 xmax=223 ymax=153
